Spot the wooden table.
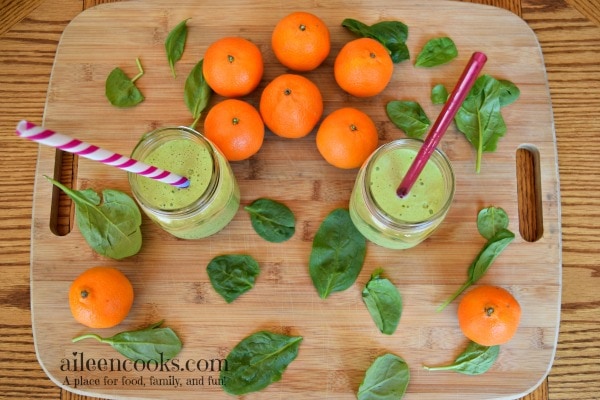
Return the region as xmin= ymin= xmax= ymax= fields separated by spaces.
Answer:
xmin=0 ymin=0 xmax=598 ymax=399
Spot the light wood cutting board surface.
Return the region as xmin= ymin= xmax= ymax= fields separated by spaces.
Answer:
xmin=31 ymin=0 xmax=560 ymax=399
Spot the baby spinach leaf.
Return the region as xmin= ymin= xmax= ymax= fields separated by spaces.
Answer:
xmin=341 ymin=18 xmax=410 ymax=63
xmin=468 ymin=228 xmax=515 ymax=282
xmin=165 ymin=18 xmax=190 ymax=78
xmin=386 ymin=100 xmax=430 ymax=138
xmin=498 ymin=79 xmax=521 ymax=107
xmin=221 ymin=331 xmax=302 ymax=395
xmin=431 ymin=84 xmax=448 ymax=105
xmin=415 ymin=37 xmax=458 ymax=67
xmin=244 ymin=198 xmax=295 ymax=243
xmin=72 ymin=321 xmax=183 ymax=362
xmin=207 ymin=254 xmax=260 ymax=303
xmin=454 ymin=75 xmax=520 ymax=172
xmin=105 ymin=57 xmax=145 ymax=107
xmin=362 ymin=268 xmax=402 ymax=335
xmin=357 ymin=353 xmax=410 ymax=400
xmin=45 ymin=176 xmax=142 ymax=260
xmin=423 ymin=341 xmax=499 ymax=375
xmin=184 ymin=59 xmax=212 ymax=130
xmin=437 ymin=207 xmax=514 ymax=311
xmin=477 ymin=206 xmax=510 ymax=241
xmin=309 ymin=208 xmax=366 ymax=299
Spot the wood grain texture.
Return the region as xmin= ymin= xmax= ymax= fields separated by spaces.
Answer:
xmin=565 ymin=0 xmax=600 ymax=25
xmin=0 ymin=1 xmax=83 ymax=399
xmin=1 ymin=0 xmax=599 ymax=399
xmin=522 ymin=1 xmax=600 ymax=399
xmin=0 ymin=0 xmax=45 ymax=35
xmin=28 ymin=1 xmax=559 ymax=399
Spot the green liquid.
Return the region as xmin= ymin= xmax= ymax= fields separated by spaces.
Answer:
xmin=132 ymin=135 xmax=240 ymax=240
xmin=140 ymin=139 xmax=212 ymax=210
xmin=370 ymin=148 xmax=445 ymax=223
xmin=350 ymin=145 xmax=452 ymax=249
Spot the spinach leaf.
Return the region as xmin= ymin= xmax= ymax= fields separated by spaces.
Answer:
xmin=362 ymin=268 xmax=402 ymax=335
xmin=207 ymin=254 xmax=260 ymax=303
xmin=309 ymin=208 xmax=366 ymax=299
xmin=45 ymin=176 xmax=142 ymax=259
xmin=498 ymin=79 xmax=521 ymax=107
xmin=221 ymin=331 xmax=302 ymax=395
xmin=437 ymin=206 xmax=514 ymax=311
xmin=244 ymin=198 xmax=295 ymax=243
xmin=105 ymin=58 xmax=145 ymax=107
xmin=415 ymin=37 xmax=458 ymax=67
xmin=341 ymin=18 xmax=410 ymax=63
xmin=454 ymin=75 xmax=520 ymax=172
xmin=431 ymin=84 xmax=448 ymax=105
xmin=357 ymin=353 xmax=410 ymax=400
xmin=184 ymin=59 xmax=212 ymax=130
xmin=423 ymin=341 xmax=500 ymax=375
xmin=386 ymin=100 xmax=430 ymax=138
xmin=165 ymin=18 xmax=190 ymax=78
xmin=72 ymin=321 xmax=183 ymax=362
xmin=477 ymin=206 xmax=510 ymax=241
xmin=468 ymin=228 xmax=515 ymax=282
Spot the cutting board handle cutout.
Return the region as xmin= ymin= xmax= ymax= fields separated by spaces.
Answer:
xmin=49 ymin=149 xmax=77 ymax=237
xmin=516 ymin=145 xmax=543 ymax=242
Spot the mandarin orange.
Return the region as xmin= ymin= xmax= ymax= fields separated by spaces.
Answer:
xmin=68 ymin=266 xmax=134 ymax=329
xmin=203 ymin=36 xmax=263 ymax=98
xmin=271 ymin=11 xmax=331 ymax=71
xmin=259 ymin=74 xmax=323 ymax=139
xmin=316 ymin=107 xmax=379 ymax=169
xmin=457 ymin=285 xmax=522 ymax=346
xmin=203 ymin=99 xmax=265 ymax=161
xmin=334 ymin=37 xmax=394 ymax=97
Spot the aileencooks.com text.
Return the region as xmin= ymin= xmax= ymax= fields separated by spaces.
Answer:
xmin=60 ymin=352 xmax=228 ymax=373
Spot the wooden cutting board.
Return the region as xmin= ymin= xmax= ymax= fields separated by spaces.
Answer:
xmin=31 ymin=0 xmax=561 ymax=399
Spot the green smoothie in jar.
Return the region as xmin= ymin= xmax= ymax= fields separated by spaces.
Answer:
xmin=349 ymin=139 xmax=455 ymax=249
xmin=129 ymin=127 xmax=239 ymax=239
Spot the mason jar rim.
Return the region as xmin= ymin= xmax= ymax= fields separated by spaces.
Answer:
xmin=128 ymin=126 xmax=220 ymax=219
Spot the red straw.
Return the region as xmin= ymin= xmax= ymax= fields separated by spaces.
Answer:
xmin=396 ymin=52 xmax=487 ymax=198
xmin=16 ymin=120 xmax=190 ymax=188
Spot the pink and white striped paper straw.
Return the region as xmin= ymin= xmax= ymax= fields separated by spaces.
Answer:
xmin=16 ymin=120 xmax=190 ymax=188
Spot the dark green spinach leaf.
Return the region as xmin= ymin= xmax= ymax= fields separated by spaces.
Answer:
xmin=46 ymin=176 xmax=142 ymax=259
xmin=431 ymin=84 xmax=448 ymax=105
xmin=415 ymin=37 xmax=458 ymax=67
xmin=455 ymin=75 xmax=520 ymax=172
xmin=437 ymin=206 xmax=514 ymax=311
xmin=244 ymin=198 xmax=295 ymax=243
xmin=357 ymin=353 xmax=410 ymax=400
xmin=207 ymin=254 xmax=260 ymax=303
xmin=498 ymin=79 xmax=521 ymax=107
xmin=467 ymin=228 xmax=515 ymax=282
xmin=386 ymin=100 xmax=430 ymax=138
xmin=72 ymin=321 xmax=183 ymax=362
xmin=221 ymin=331 xmax=302 ymax=395
xmin=105 ymin=58 xmax=145 ymax=107
xmin=423 ymin=341 xmax=499 ymax=375
xmin=341 ymin=18 xmax=410 ymax=63
xmin=477 ymin=206 xmax=510 ymax=241
xmin=309 ymin=208 xmax=366 ymax=299
xmin=165 ymin=18 xmax=190 ymax=78
xmin=184 ymin=59 xmax=212 ymax=129
xmin=362 ymin=268 xmax=402 ymax=335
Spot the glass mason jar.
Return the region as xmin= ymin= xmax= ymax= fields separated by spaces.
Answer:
xmin=128 ymin=126 xmax=240 ymax=239
xmin=349 ymin=139 xmax=455 ymax=249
